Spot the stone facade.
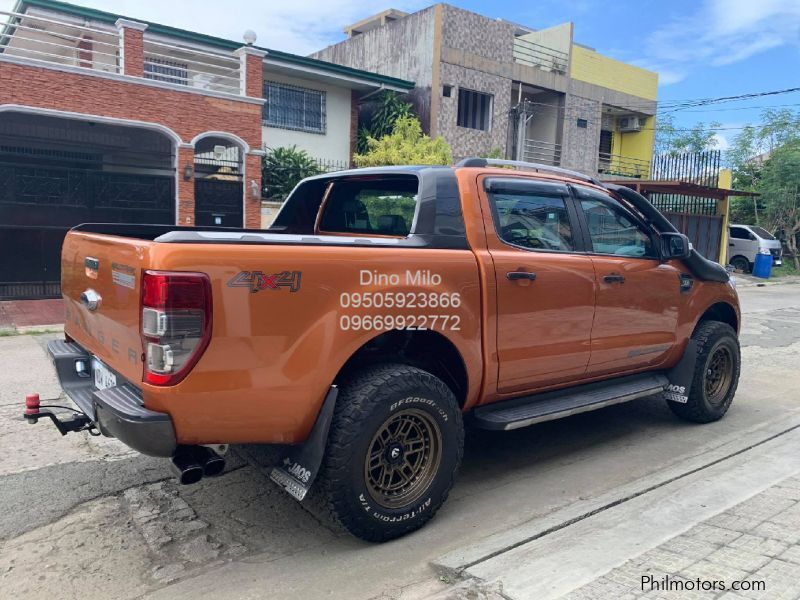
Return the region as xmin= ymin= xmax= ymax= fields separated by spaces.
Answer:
xmin=438 ymin=62 xmax=511 ymax=160
xmin=560 ymin=93 xmax=602 ymax=174
xmin=440 ymin=4 xmax=514 ymax=63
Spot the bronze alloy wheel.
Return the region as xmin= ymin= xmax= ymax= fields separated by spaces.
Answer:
xmin=704 ymin=343 xmax=734 ymax=406
xmin=365 ymin=408 xmax=443 ymax=509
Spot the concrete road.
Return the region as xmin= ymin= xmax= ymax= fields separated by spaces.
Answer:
xmin=0 ymin=282 xmax=798 ymax=599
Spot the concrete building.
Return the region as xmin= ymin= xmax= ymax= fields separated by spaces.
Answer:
xmin=0 ymin=0 xmax=412 ymax=299
xmin=313 ymin=4 xmax=658 ymax=178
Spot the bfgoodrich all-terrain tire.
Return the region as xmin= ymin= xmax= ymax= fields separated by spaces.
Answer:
xmin=668 ymin=320 xmax=740 ymax=423
xmin=315 ymin=363 xmax=464 ymax=542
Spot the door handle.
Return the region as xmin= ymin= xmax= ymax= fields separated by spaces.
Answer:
xmin=507 ymin=271 xmax=537 ymax=281
xmin=603 ymin=273 xmax=625 ymax=284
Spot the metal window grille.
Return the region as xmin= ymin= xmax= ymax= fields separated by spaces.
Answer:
xmin=457 ymin=89 xmax=492 ymax=131
xmin=144 ymin=58 xmax=189 ymax=85
xmin=263 ymin=81 xmax=326 ymax=134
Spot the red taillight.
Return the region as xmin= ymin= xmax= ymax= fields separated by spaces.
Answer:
xmin=140 ymin=270 xmax=212 ymax=386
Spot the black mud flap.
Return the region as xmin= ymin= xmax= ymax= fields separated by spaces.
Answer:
xmin=664 ymin=340 xmax=698 ymax=404
xmin=270 ymin=386 xmax=338 ymax=501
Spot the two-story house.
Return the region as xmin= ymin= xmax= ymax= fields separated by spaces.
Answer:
xmin=0 ymin=0 xmax=413 ymax=299
xmin=313 ymin=5 xmax=658 ymax=179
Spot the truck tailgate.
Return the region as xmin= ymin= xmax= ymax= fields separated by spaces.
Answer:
xmin=61 ymin=231 xmax=151 ymax=384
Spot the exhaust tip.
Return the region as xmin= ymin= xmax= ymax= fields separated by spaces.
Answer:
xmin=177 ymin=464 xmax=204 ymax=485
xmin=170 ymin=447 xmax=204 ymax=485
xmin=195 ymin=446 xmax=226 ymax=477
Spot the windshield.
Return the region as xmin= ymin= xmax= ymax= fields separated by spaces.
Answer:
xmin=750 ymin=226 xmax=776 ymax=240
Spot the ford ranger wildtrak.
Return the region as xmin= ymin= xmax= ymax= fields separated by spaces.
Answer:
xmin=26 ymin=158 xmax=741 ymax=542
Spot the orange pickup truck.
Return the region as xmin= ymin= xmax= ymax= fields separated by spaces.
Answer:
xmin=29 ymin=158 xmax=741 ymax=542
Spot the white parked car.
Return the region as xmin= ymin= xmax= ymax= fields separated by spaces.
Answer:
xmin=728 ymin=224 xmax=783 ymax=273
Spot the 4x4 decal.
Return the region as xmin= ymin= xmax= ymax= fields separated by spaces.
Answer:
xmin=227 ymin=270 xmax=302 ymax=293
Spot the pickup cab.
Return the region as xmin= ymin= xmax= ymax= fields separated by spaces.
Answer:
xmin=32 ymin=158 xmax=741 ymax=542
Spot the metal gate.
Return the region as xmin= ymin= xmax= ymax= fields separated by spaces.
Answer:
xmin=664 ymin=212 xmax=723 ymax=261
xmin=194 ymin=179 xmax=243 ymax=227
xmin=0 ymin=161 xmax=174 ymax=299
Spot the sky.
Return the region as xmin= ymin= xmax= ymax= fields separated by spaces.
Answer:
xmin=2 ymin=0 xmax=799 ymax=150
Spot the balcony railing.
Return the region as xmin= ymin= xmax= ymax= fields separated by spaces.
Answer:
xmin=0 ymin=8 xmax=244 ymax=96
xmin=513 ymin=38 xmax=568 ymax=73
xmin=597 ymin=152 xmax=651 ymax=179
xmin=142 ymin=37 xmax=241 ymax=95
xmin=0 ymin=8 xmax=120 ymax=73
xmin=521 ymin=139 xmax=562 ymax=166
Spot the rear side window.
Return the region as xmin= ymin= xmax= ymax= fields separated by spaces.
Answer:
xmin=318 ymin=176 xmax=418 ymax=236
xmin=749 ymin=226 xmax=776 ymax=240
xmin=487 ymin=190 xmax=574 ymax=251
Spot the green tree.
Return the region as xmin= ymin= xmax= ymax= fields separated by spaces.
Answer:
xmin=727 ymin=109 xmax=800 ymax=225
xmin=262 ymin=146 xmax=322 ymax=201
xmin=759 ymin=140 xmax=800 ymax=269
xmin=654 ymin=114 xmax=721 ymax=155
xmin=356 ymin=91 xmax=415 ymax=154
xmin=354 ymin=116 xmax=452 ymax=167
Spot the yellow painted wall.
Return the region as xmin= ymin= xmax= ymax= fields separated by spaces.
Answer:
xmin=717 ymin=168 xmax=733 ymax=264
xmin=570 ymin=45 xmax=658 ymax=101
xmin=607 ymin=116 xmax=656 ymax=175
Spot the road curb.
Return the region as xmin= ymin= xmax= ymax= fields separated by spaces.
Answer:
xmin=432 ymin=410 xmax=800 ymax=580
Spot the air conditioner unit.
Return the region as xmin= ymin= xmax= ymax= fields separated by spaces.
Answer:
xmin=618 ymin=116 xmax=642 ymax=132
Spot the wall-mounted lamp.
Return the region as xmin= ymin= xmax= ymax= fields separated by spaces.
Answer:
xmin=183 ymin=165 xmax=194 ymax=181
xmin=250 ymin=179 xmax=260 ymax=199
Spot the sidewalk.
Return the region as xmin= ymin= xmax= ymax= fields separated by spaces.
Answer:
xmin=432 ymin=420 xmax=800 ymax=600
xmin=734 ymin=273 xmax=800 ymax=288
xmin=566 ymin=476 xmax=800 ymax=600
xmin=0 ymin=299 xmax=64 ymax=334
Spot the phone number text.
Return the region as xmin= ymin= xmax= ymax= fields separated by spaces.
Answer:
xmin=339 ymin=314 xmax=461 ymax=331
xmin=340 ymin=292 xmax=461 ymax=309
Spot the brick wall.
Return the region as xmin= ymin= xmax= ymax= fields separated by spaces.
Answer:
xmin=0 ymin=61 xmax=263 ymax=225
xmin=120 ymin=27 xmax=145 ymax=77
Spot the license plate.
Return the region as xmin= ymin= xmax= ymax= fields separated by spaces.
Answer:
xmin=92 ymin=358 xmax=117 ymax=390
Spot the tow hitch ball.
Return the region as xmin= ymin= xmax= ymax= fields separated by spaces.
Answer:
xmin=23 ymin=393 xmax=96 ymax=435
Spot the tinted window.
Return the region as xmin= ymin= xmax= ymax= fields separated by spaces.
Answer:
xmin=580 ymin=199 xmax=656 ymax=258
xmin=488 ymin=191 xmax=574 ymax=251
xmin=750 ymin=226 xmax=776 ymax=240
xmin=729 ymin=227 xmax=752 ymax=240
xmin=318 ymin=177 xmax=418 ymax=236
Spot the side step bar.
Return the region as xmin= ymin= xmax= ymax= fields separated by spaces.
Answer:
xmin=473 ymin=373 xmax=669 ymax=431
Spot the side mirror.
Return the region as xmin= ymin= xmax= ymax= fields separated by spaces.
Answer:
xmin=661 ymin=232 xmax=691 ymax=260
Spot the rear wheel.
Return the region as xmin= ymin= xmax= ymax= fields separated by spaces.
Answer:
xmin=315 ymin=363 xmax=463 ymax=542
xmin=730 ymin=256 xmax=751 ymax=273
xmin=668 ymin=321 xmax=740 ymax=423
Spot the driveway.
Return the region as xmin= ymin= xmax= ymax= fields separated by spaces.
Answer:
xmin=1 ymin=283 xmax=798 ymax=599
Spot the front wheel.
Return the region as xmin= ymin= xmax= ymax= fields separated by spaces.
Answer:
xmin=315 ymin=363 xmax=464 ymax=542
xmin=730 ymin=256 xmax=751 ymax=273
xmin=668 ymin=321 xmax=740 ymax=423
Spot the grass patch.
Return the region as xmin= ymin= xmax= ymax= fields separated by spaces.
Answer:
xmin=0 ymin=328 xmax=62 ymax=337
xmin=772 ymin=261 xmax=798 ymax=277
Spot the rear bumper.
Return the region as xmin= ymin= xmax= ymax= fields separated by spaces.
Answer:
xmin=47 ymin=340 xmax=177 ymax=457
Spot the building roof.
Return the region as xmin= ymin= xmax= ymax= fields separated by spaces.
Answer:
xmin=606 ymin=179 xmax=760 ymax=200
xmin=12 ymin=0 xmax=416 ymax=91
